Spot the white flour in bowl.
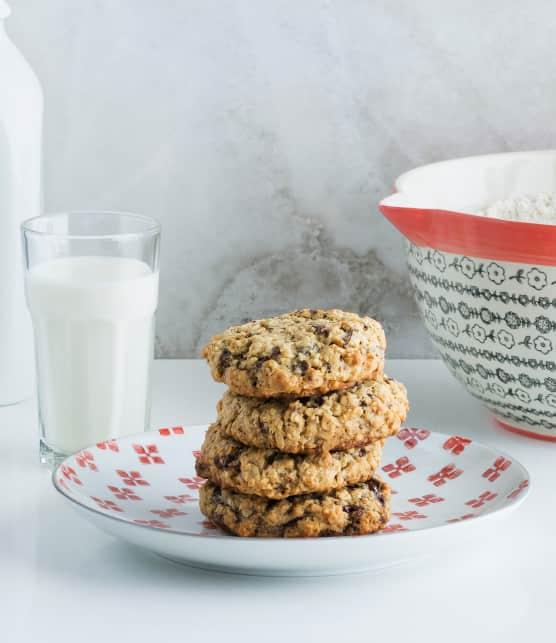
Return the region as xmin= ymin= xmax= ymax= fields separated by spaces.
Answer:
xmin=477 ymin=193 xmax=556 ymax=224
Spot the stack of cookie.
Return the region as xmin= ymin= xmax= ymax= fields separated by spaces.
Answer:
xmin=197 ymin=309 xmax=408 ymax=538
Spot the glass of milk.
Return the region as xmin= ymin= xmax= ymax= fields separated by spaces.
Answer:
xmin=22 ymin=212 xmax=160 ymax=467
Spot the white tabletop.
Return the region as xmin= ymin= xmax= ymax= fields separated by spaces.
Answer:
xmin=1 ymin=359 xmax=552 ymax=641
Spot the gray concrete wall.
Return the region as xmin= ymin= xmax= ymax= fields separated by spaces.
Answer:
xmin=9 ymin=0 xmax=553 ymax=357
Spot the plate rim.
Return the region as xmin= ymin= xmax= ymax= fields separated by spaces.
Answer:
xmin=52 ymin=426 xmax=532 ymax=544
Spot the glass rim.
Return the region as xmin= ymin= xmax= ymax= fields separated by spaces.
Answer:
xmin=21 ymin=211 xmax=161 ymax=240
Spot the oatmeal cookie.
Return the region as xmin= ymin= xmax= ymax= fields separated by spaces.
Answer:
xmin=201 ymin=309 xmax=386 ymax=397
xmin=217 ymin=376 xmax=408 ymax=454
xmin=199 ymin=478 xmax=391 ymax=538
xmin=195 ymin=423 xmax=383 ymax=499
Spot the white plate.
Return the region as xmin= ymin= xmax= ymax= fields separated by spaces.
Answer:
xmin=53 ymin=425 xmax=530 ymax=576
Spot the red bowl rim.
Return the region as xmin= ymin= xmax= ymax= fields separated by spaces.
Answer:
xmin=379 ymin=203 xmax=556 ymax=266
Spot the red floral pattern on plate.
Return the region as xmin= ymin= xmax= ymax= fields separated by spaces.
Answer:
xmin=53 ymin=425 xmax=530 ymax=540
xmin=75 ymin=450 xmax=98 ymax=472
xmin=443 ymin=436 xmax=472 ymax=455
xmin=199 ymin=519 xmax=218 ymax=530
xmin=91 ymin=497 xmax=123 ymax=512
xmin=381 ymin=524 xmax=408 ymax=533
xmin=164 ymin=494 xmax=196 ymax=504
xmin=392 ymin=510 xmax=427 ymax=520
xmin=151 ymin=508 xmax=186 ymax=518
xmin=108 ymin=486 xmax=142 ymax=501
xmin=58 ymin=477 xmax=69 ymax=491
xmin=159 ymin=427 xmax=185 ymax=436
xmin=397 ymin=428 xmax=430 ymax=449
xmin=133 ymin=519 xmax=170 ymax=529
xmin=382 ymin=456 xmax=416 ymax=478
xmin=179 ymin=476 xmax=206 ymax=490
xmin=97 ymin=439 xmax=119 ymax=452
xmin=446 ymin=514 xmax=475 ymax=523
xmin=507 ymin=480 xmax=529 ymax=499
xmin=133 ymin=444 xmax=165 ymax=465
xmin=465 ymin=491 xmax=498 ymax=508
xmin=428 ymin=464 xmax=463 ymax=487
xmin=408 ymin=494 xmax=444 ymax=507
xmin=116 ymin=470 xmax=150 ymax=487
xmin=483 ymin=457 xmax=512 ymax=482
xmin=61 ymin=466 xmax=82 ymax=486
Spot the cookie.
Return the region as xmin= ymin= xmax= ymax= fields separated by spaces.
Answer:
xmin=195 ymin=423 xmax=383 ymax=499
xmin=199 ymin=478 xmax=391 ymax=538
xmin=201 ymin=309 xmax=386 ymax=397
xmin=217 ymin=375 xmax=408 ymax=454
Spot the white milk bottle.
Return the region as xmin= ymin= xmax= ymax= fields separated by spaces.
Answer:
xmin=22 ymin=212 xmax=160 ymax=465
xmin=0 ymin=1 xmax=43 ymax=404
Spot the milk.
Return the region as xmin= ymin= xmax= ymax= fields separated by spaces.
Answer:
xmin=25 ymin=256 xmax=158 ymax=454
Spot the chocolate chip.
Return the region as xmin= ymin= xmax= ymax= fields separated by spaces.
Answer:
xmin=367 ymin=478 xmax=380 ymax=493
xmin=255 ymin=348 xmax=281 ymax=370
xmin=343 ymin=505 xmax=363 ymax=519
xmin=312 ymin=324 xmax=330 ymax=338
xmin=343 ymin=329 xmax=353 ymax=346
xmin=306 ymin=394 xmax=324 ymax=408
xmin=195 ymin=461 xmax=208 ymax=477
xmin=212 ymin=510 xmax=225 ymax=525
xmin=217 ymin=348 xmax=232 ymax=374
xmin=300 ymin=344 xmax=319 ymax=356
xmin=214 ymin=452 xmax=241 ymax=471
xmin=295 ymin=360 xmax=309 ymax=375
xmin=212 ymin=488 xmax=223 ymax=504
xmin=358 ymin=448 xmax=367 ymax=456
xmin=213 ymin=456 xmax=228 ymax=469
xmin=266 ymin=452 xmax=289 ymax=465
xmin=367 ymin=479 xmax=385 ymax=506
xmin=259 ymin=421 xmax=269 ymax=436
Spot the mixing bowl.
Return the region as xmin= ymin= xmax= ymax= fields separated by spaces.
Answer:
xmin=380 ymin=150 xmax=556 ymax=441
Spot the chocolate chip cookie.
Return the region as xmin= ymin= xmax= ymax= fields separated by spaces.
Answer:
xmin=195 ymin=423 xmax=383 ymax=499
xmin=217 ymin=376 xmax=408 ymax=454
xmin=202 ymin=309 xmax=386 ymax=397
xmin=199 ymin=478 xmax=391 ymax=538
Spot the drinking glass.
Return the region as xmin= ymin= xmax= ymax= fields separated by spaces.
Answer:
xmin=22 ymin=212 xmax=160 ymax=467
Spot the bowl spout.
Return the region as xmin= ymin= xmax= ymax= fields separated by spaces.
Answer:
xmin=380 ymin=150 xmax=556 ymax=267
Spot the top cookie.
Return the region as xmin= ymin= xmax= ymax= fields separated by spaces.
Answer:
xmin=202 ymin=309 xmax=386 ymax=397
